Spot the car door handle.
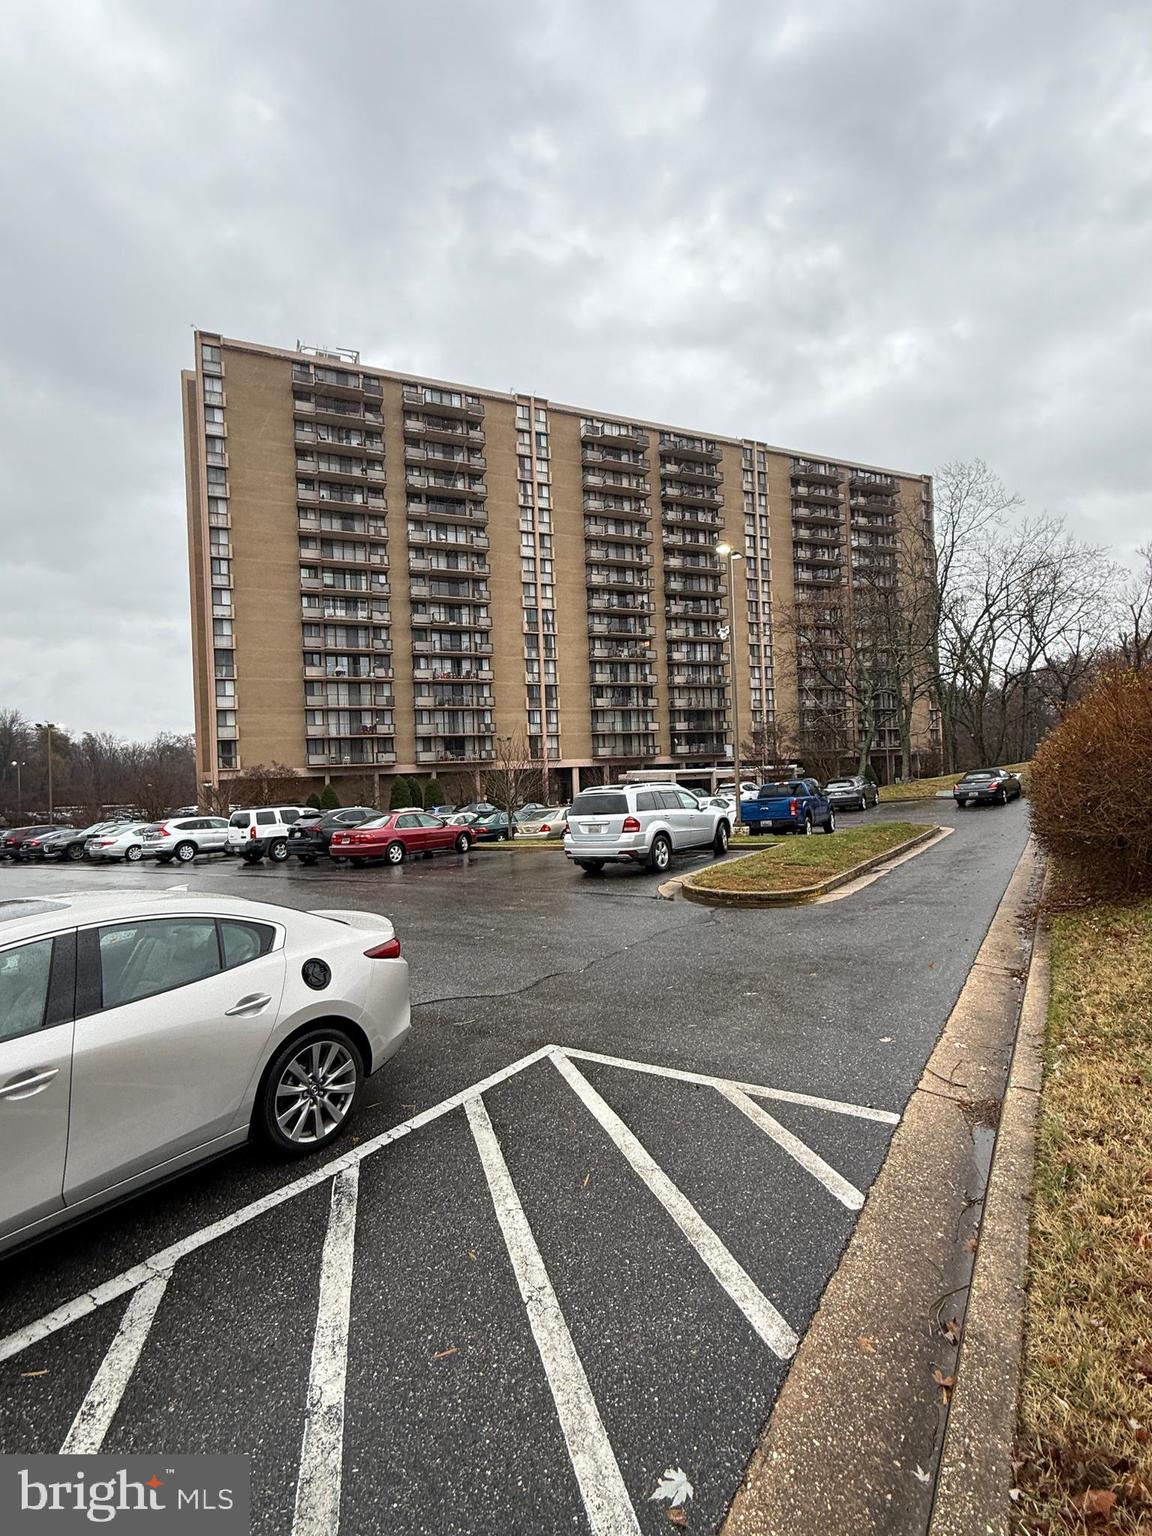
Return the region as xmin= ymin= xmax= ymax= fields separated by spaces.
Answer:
xmin=0 ymin=1068 xmax=60 ymax=1100
xmin=224 ymin=993 xmax=273 ymax=1017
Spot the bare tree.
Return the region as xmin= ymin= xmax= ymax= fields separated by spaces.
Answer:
xmin=1117 ymin=543 xmax=1152 ymax=671
xmin=482 ymin=730 xmax=545 ymax=839
xmin=225 ymin=761 xmax=305 ymax=809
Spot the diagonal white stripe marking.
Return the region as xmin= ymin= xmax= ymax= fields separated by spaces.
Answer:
xmin=60 ymin=1273 xmax=169 ymax=1453
xmin=292 ymin=1168 xmax=359 ymax=1536
xmin=0 ymin=1044 xmax=556 ymax=1364
xmin=717 ymin=1086 xmax=864 ymax=1210
xmin=466 ymin=1095 xmax=640 ymax=1536
xmin=551 ymin=1052 xmax=799 ymax=1360
xmin=563 ymin=1047 xmax=900 ymax=1125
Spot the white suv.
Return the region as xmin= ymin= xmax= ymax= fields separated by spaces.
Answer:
xmin=564 ymin=784 xmax=731 ymax=874
xmin=227 ymin=806 xmax=315 ymax=864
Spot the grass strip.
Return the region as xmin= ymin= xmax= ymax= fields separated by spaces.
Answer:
xmin=1014 ymin=894 xmax=1152 ymax=1532
xmin=686 ymin=822 xmax=927 ymax=893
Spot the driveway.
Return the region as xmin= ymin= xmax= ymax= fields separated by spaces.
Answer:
xmin=0 ymin=798 xmax=1031 ymax=1534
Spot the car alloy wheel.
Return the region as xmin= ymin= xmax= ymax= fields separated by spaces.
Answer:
xmin=263 ymin=1034 xmax=362 ymax=1152
xmin=386 ymin=841 xmax=405 ymax=865
xmin=801 ymin=817 xmax=813 ymax=836
xmin=66 ymin=843 xmax=85 ymax=862
xmin=649 ymin=834 xmax=672 ymax=872
xmin=713 ymin=820 xmax=729 ymax=854
xmin=268 ymin=839 xmax=289 ymax=863
xmin=174 ymin=841 xmax=196 ymax=863
xmin=859 ymin=797 xmax=867 ymax=811
xmin=825 ymin=811 xmax=837 ymax=834
xmin=125 ymin=844 xmax=143 ymax=861
xmin=454 ymin=832 xmax=471 ymax=853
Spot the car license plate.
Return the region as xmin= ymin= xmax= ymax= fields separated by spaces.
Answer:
xmin=587 ymin=822 xmax=606 ymax=834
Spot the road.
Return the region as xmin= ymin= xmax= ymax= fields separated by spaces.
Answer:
xmin=0 ymin=799 xmax=1031 ymax=1534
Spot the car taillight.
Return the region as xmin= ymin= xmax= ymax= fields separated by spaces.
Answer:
xmin=158 ymin=823 xmax=170 ymax=837
xmin=539 ymin=823 xmax=551 ymax=833
xmin=622 ymin=815 xmax=641 ymax=833
xmin=789 ymin=798 xmax=799 ymax=815
xmin=364 ymin=937 xmax=402 ymax=959
xmin=249 ymin=826 xmax=257 ymax=839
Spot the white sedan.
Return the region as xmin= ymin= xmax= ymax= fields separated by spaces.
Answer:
xmin=0 ymin=890 xmax=410 ymax=1255
xmin=85 ymin=821 xmax=154 ymax=862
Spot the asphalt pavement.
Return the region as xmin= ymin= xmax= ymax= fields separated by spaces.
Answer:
xmin=0 ymin=797 xmax=1031 ymax=1534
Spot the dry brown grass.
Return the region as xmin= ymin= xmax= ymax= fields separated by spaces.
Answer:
xmin=686 ymin=822 xmax=927 ymax=893
xmin=1014 ymin=893 xmax=1152 ymax=1533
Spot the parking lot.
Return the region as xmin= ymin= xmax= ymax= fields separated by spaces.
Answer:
xmin=0 ymin=799 xmax=1032 ymax=1534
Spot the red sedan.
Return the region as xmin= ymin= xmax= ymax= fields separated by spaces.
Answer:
xmin=329 ymin=811 xmax=475 ymax=865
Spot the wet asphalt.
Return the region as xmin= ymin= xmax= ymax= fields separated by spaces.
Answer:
xmin=0 ymin=797 xmax=1031 ymax=1534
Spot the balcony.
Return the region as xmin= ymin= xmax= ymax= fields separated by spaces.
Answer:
xmin=402 ymin=385 xmax=485 ymax=420
xmin=584 ymin=544 xmax=653 ymax=568
xmin=667 ymin=599 xmax=726 ymax=618
xmin=791 ymin=460 xmax=841 ymax=485
xmin=407 ymin=499 xmax=488 ymax=524
xmin=412 ymin=664 xmax=494 ymax=685
xmin=592 ymin=740 xmax=661 ymax=759
xmin=588 ymin=594 xmax=652 ymax=615
xmin=411 ymin=637 xmax=495 ymax=656
xmin=581 ymin=447 xmax=649 ymax=471
xmin=791 ymin=506 xmax=843 ymax=525
xmin=661 ymin=484 xmax=723 ymax=508
xmin=409 ymin=580 xmax=489 ymax=603
xmin=589 ymin=641 xmax=657 ymax=662
xmin=406 ymin=471 xmax=488 ymax=498
xmin=660 ymin=460 xmax=723 ymax=484
xmin=849 ymin=471 xmax=897 ymax=494
xmin=659 ymin=434 xmax=723 ymax=463
xmin=580 ymin=422 xmax=650 ymax=449
xmin=307 ymin=749 xmax=397 ymax=768
xmin=662 ymin=506 xmax=723 ymax=529
xmin=412 ymin=691 xmax=494 ymax=710
xmin=583 ymin=494 xmax=648 ymax=514
xmin=406 ymin=527 xmax=490 ymax=551
xmin=664 ymin=574 xmax=724 ymax=594
xmin=671 ymin=739 xmax=728 ymax=757
xmin=584 ymin=518 xmax=652 ymax=541
xmin=404 ymin=444 xmax=486 ymax=470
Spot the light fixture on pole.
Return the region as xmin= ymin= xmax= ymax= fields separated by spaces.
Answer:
xmin=714 ymin=544 xmax=744 ymax=792
xmin=34 ymin=722 xmax=59 ymax=824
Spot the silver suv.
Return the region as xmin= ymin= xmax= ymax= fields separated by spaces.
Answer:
xmin=564 ymin=784 xmax=730 ymax=874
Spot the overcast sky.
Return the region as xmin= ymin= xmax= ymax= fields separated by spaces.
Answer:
xmin=1 ymin=0 xmax=1148 ymax=739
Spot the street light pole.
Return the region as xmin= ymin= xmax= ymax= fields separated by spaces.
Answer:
xmin=35 ymin=722 xmax=58 ymax=823
xmin=9 ymin=761 xmax=21 ymax=819
xmin=715 ymin=544 xmax=744 ymax=792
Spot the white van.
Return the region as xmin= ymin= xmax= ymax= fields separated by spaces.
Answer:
xmin=227 ymin=806 xmax=315 ymax=863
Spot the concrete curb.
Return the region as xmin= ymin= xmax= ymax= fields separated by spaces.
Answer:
xmin=928 ymin=906 xmax=1050 ymax=1536
xmin=720 ymin=838 xmax=1043 ymax=1536
xmin=679 ymin=826 xmax=940 ymax=907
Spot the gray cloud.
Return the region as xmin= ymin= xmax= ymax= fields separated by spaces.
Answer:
xmin=1 ymin=0 xmax=1149 ymax=735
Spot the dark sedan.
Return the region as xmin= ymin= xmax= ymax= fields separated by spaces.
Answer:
xmin=953 ymin=768 xmax=1023 ymax=807
xmin=824 ymin=776 xmax=880 ymax=812
xmin=288 ymin=806 xmax=383 ymax=863
xmin=1 ymin=825 xmax=58 ymax=861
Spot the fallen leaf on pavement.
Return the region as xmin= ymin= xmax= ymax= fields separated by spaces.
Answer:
xmin=964 ymin=1237 xmax=978 ymax=1253
xmin=1072 ymin=1488 xmax=1116 ymax=1518
xmin=858 ymin=1335 xmax=877 ymax=1353
xmin=667 ymin=1510 xmax=689 ymax=1528
xmin=433 ymin=1347 xmax=458 ymax=1360
xmin=583 ymin=1173 xmax=590 ymax=1188
xmin=467 ymin=1251 xmax=477 ymax=1261
xmin=932 ymin=1369 xmax=955 ymax=1389
xmin=913 ymin=1465 xmax=931 ymax=1484
xmin=20 ymin=1370 xmax=47 ymax=1378
xmin=650 ymin=1468 xmax=694 ymax=1507
xmin=943 ymin=1318 xmax=962 ymax=1344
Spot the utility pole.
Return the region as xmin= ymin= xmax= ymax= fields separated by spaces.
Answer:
xmin=35 ymin=722 xmax=58 ymax=823
xmin=715 ymin=544 xmax=744 ymax=792
xmin=9 ymin=760 xmax=22 ymax=818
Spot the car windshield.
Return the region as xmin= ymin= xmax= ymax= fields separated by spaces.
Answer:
xmin=962 ymin=772 xmax=996 ymax=782
xmin=570 ymin=793 xmax=629 ymax=815
xmin=228 ymin=812 xmax=250 ymax=827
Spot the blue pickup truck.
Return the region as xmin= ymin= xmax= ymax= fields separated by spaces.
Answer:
xmin=740 ymin=778 xmax=837 ymax=836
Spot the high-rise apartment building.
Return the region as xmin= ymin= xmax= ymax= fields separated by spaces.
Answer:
xmin=182 ymin=332 xmax=936 ymax=800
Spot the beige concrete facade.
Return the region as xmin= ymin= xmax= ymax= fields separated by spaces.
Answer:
xmin=183 ymin=331 xmax=936 ymax=799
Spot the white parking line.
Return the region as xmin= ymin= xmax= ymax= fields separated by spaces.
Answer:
xmin=467 ymin=1096 xmax=640 ymax=1536
xmin=59 ymin=1273 xmax=169 ymax=1453
xmin=552 ymin=1052 xmax=800 ymax=1360
xmin=0 ymin=1044 xmax=557 ymax=1365
xmin=292 ymin=1167 xmax=359 ymax=1536
xmin=563 ymin=1047 xmax=901 ymax=1125
xmin=717 ymin=1086 xmax=864 ymax=1210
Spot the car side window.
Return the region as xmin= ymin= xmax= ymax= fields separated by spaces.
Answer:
xmin=0 ymin=938 xmax=54 ymax=1042
xmin=675 ymin=790 xmax=701 ymax=810
xmin=220 ymin=919 xmax=275 ymax=970
xmin=283 ymin=809 xmax=301 ymax=824
xmin=418 ymin=813 xmax=443 ymax=827
xmin=635 ymin=791 xmax=657 ymax=812
xmin=396 ymin=813 xmax=420 ymax=829
xmin=97 ymin=918 xmax=221 ymax=1010
xmin=655 ymin=790 xmax=679 ymax=810
xmin=256 ymin=810 xmax=276 ymax=826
